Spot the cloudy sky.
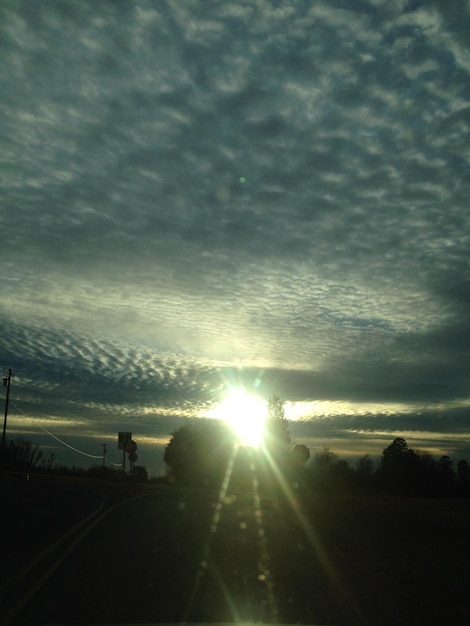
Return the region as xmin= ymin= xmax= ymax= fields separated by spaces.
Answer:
xmin=2 ymin=0 xmax=470 ymax=475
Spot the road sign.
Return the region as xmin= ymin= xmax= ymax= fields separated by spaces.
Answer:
xmin=126 ymin=439 xmax=137 ymax=453
xmin=118 ymin=432 xmax=132 ymax=449
xmin=128 ymin=452 xmax=138 ymax=463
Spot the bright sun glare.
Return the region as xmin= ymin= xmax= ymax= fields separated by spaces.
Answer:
xmin=210 ymin=389 xmax=267 ymax=447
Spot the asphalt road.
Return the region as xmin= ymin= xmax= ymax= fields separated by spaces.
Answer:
xmin=3 ymin=482 xmax=341 ymax=625
xmin=2 ymin=476 xmax=469 ymax=626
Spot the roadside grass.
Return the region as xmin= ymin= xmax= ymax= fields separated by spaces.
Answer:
xmin=277 ymin=490 xmax=470 ymax=625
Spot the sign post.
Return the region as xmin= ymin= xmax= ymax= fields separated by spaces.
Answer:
xmin=126 ymin=439 xmax=138 ymax=476
xmin=117 ymin=432 xmax=132 ymax=474
xmin=128 ymin=451 xmax=138 ymax=476
xmin=2 ymin=369 xmax=12 ymax=449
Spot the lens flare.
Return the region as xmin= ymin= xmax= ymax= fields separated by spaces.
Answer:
xmin=209 ymin=389 xmax=267 ymax=446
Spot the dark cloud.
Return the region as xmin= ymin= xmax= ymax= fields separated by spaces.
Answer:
xmin=2 ymin=0 xmax=470 ymax=473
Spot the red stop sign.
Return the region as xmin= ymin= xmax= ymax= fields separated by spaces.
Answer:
xmin=126 ymin=439 xmax=137 ymax=453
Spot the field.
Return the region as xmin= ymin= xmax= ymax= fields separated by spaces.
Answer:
xmin=1 ymin=473 xmax=469 ymax=625
xmin=275 ymin=490 xmax=470 ymax=624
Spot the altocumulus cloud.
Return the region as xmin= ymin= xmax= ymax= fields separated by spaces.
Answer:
xmin=1 ymin=0 xmax=470 ymax=474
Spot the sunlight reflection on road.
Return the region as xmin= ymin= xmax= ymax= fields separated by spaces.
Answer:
xmin=182 ymin=440 xmax=367 ymax=623
xmin=183 ymin=441 xmax=280 ymax=622
xmin=183 ymin=441 xmax=240 ymax=621
xmin=248 ymin=449 xmax=279 ymax=623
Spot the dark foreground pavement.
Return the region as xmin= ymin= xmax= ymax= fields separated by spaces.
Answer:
xmin=1 ymin=475 xmax=469 ymax=625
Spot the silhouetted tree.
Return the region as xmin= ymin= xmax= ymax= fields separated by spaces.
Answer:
xmin=45 ymin=452 xmax=55 ymax=472
xmin=1 ymin=437 xmax=43 ymax=472
xmin=264 ymin=394 xmax=291 ymax=451
xmin=313 ymin=447 xmax=337 ymax=471
xmin=332 ymin=458 xmax=354 ymax=486
xmin=309 ymin=448 xmax=353 ymax=491
xmin=380 ymin=437 xmax=419 ymax=495
xmin=256 ymin=395 xmax=292 ymax=492
xmin=284 ymin=444 xmax=310 ymax=491
xmin=415 ymin=451 xmax=439 ymax=496
xmin=437 ymin=455 xmax=455 ymax=496
xmin=382 ymin=437 xmax=409 ymax=460
xmin=355 ymin=454 xmax=376 ymax=490
xmin=164 ymin=419 xmax=236 ymax=488
xmin=374 ymin=440 xmax=469 ymax=497
xmin=457 ymin=459 xmax=470 ymax=496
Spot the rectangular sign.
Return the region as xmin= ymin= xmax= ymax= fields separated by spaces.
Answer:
xmin=117 ymin=431 xmax=132 ymax=449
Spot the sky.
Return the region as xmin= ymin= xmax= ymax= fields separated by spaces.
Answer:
xmin=2 ymin=0 xmax=470 ymax=477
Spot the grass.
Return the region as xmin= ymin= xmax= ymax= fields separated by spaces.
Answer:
xmin=274 ymin=490 xmax=470 ymax=625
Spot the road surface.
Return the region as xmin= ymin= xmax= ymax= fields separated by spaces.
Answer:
xmin=2 ymin=481 xmax=343 ymax=625
xmin=2 ymin=476 xmax=469 ymax=625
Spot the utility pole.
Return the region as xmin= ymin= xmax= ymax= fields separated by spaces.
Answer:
xmin=2 ymin=369 xmax=12 ymax=449
xmin=101 ymin=443 xmax=107 ymax=468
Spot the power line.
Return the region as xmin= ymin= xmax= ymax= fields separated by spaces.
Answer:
xmin=37 ymin=423 xmax=103 ymax=459
xmin=9 ymin=400 xmax=122 ymax=467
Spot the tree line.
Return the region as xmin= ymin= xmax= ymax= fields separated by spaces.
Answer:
xmin=2 ymin=398 xmax=468 ymax=497
xmin=350 ymin=437 xmax=470 ymax=497
xmin=164 ymin=395 xmax=303 ymax=491
xmin=164 ymin=398 xmax=470 ymax=498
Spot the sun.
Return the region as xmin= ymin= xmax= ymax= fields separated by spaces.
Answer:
xmin=210 ymin=389 xmax=267 ymax=447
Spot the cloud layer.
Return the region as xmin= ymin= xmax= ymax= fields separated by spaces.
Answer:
xmin=1 ymin=0 xmax=470 ymax=474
